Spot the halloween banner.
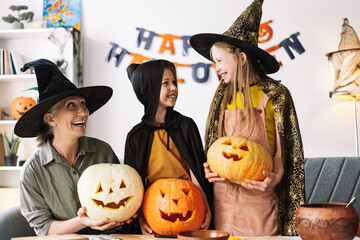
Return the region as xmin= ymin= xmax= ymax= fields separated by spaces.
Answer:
xmin=106 ymin=21 xmax=306 ymax=83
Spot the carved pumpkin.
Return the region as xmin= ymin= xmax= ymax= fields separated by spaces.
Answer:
xmin=10 ymin=96 xmax=36 ymax=120
xmin=77 ymin=163 xmax=143 ymax=222
xmin=143 ymin=179 xmax=205 ymax=235
xmin=207 ymin=136 xmax=273 ymax=184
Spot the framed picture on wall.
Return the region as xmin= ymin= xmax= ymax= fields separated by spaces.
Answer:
xmin=42 ymin=0 xmax=81 ymax=30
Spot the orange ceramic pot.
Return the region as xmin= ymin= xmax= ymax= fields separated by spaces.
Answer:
xmin=295 ymin=203 xmax=359 ymax=240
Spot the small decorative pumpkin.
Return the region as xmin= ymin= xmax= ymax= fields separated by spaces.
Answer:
xmin=207 ymin=136 xmax=273 ymax=184
xmin=77 ymin=163 xmax=143 ymax=222
xmin=10 ymin=96 xmax=36 ymax=120
xmin=142 ymin=179 xmax=205 ymax=236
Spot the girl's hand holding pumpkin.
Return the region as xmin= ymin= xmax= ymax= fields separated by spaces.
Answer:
xmin=203 ymin=162 xmax=227 ymax=183
xmin=138 ymin=211 xmax=153 ymax=235
xmin=240 ymin=170 xmax=282 ymax=191
xmin=77 ymin=206 xmax=123 ymax=231
xmin=200 ymin=203 xmax=211 ymax=230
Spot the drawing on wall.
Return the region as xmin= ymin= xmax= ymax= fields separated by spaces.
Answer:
xmin=42 ymin=0 xmax=81 ymax=30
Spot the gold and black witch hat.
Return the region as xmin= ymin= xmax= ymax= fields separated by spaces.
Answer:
xmin=190 ymin=0 xmax=279 ymax=74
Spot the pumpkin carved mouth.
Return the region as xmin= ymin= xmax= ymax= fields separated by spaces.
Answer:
xmin=222 ymin=152 xmax=244 ymax=161
xmin=221 ymin=140 xmax=249 ymax=161
xmin=160 ymin=209 xmax=194 ymax=223
xmin=91 ymin=196 xmax=133 ymax=210
xmin=16 ymin=109 xmax=27 ymax=116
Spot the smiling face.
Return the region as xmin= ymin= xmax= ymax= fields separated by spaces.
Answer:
xmin=142 ymin=179 xmax=205 ymax=235
xmin=77 ymin=163 xmax=144 ymax=222
xmin=46 ymin=96 xmax=89 ymax=140
xmin=158 ymin=68 xmax=178 ymax=109
xmin=211 ymin=45 xmax=237 ymax=83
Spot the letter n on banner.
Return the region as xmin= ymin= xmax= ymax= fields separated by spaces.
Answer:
xmin=279 ymin=32 xmax=305 ymax=60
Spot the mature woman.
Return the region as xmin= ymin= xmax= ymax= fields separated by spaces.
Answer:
xmin=15 ymin=59 xmax=134 ymax=236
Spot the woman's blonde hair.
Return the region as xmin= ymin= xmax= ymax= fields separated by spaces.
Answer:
xmin=205 ymin=41 xmax=266 ymax=143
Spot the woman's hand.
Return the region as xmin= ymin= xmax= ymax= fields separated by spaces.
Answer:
xmin=203 ymin=162 xmax=226 ymax=183
xmin=240 ymin=170 xmax=283 ymax=191
xmin=77 ymin=206 xmax=123 ymax=231
xmin=138 ymin=211 xmax=153 ymax=235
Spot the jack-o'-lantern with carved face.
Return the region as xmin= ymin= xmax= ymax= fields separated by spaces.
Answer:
xmin=10 ymin=96 xmax=36 ymax=120
xmin=207 ymin=136 xmax=273 ymax=184
xmin=77 ymin=163 xmax=143 ymax=222
xmin=142 ymin=179 xmax=205 ymax=235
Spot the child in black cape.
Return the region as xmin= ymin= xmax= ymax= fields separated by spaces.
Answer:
xmin=124 ymin=59 xmax=213 ymax=234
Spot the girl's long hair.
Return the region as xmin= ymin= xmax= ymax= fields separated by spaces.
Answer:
xmin=205 ymin=41 xmax=267 ymax=144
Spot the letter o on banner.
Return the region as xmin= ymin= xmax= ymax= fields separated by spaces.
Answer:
xmin=191 ymin=63 xmax=212 ymax=83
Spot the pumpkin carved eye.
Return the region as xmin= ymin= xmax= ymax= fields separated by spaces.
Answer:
xmin=95 ymin=183 xmax=103 ymax=193
xmin=222 ymin=138 xmax=232 ymax=145
xmin=238 ymin=143 xmax=249 ymax=151
xmin=182 ymin=188 xmax=190 ymax=196
xmin=160 ymin=189 xmax=168 ymax=198
xmin=120 ymin=179 xmax=126 ymax=189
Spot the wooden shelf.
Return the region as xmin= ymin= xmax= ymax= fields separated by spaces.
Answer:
xmin=0 ymin=28 xmax=59 ymax=39
xmin=0 ymin=166 xmax=22 ymax=171
xmin=0 ymin=120 xmax=16 ymax=125
xmin=0 ymin=167 xmax=21 ymax=187
xmin=0 ymin=74 xmax=36 ymax=82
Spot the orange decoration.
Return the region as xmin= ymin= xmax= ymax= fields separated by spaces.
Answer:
xmin=207 ymin=136 xmax=273 ymax=184
xmin=129 ymin=53 xmax=151 ymax=65
xmin=10 ymin=96 xmax=36 ymax=120
xmin=142 ymin=178 xmax=205 ymax=236
xmin=158 ymin=34 xmax=181 ymax=55
xmin=258 ymin=20 xmax=273 ymax=43
xmin=173 ymin=62 xmax=191 ymax=83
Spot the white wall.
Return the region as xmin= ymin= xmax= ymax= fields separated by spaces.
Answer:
xmin=1 ymin=0 xmax=360 ymax=159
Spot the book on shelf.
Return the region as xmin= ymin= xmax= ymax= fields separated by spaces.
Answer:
xmin=0 ymin=49 xmax=27 ymax=76
xmin=3 ymin=49 xmax=11 ymax=75
xmin=10 ymin=50 xmax=24 ymax=75
xmin=9 ymin=51 xmax=16 ymax=74
xmin=0 ymin=49 xmax=3 ymax=75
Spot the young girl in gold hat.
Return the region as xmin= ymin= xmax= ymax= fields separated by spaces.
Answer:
xmin=190 ymin=0 xmax=304 ymax=236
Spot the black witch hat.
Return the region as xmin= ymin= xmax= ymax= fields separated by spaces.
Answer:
xmin=14 ymin=59 xmax=113 ymax=137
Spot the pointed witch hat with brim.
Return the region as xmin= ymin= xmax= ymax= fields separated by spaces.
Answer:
xmin=14 ymin=59 xmax=113 ymax=138
xmin=190 ymin=0 xmax=279 ymax=74
xmin=326 ymin=18 xmax=360 ymax=57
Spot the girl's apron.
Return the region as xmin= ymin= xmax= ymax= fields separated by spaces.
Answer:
xmin=214 ymin=93 xmax=279 ymax=236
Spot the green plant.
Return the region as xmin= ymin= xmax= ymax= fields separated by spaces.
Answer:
xmin=3 ymin=133 xmax=20 ymax=157
xmin=2 ymin=5 xmax=34 ymax=26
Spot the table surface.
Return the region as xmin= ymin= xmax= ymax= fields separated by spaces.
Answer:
xmin=11 ymin=234 xmax=360 ymax=240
